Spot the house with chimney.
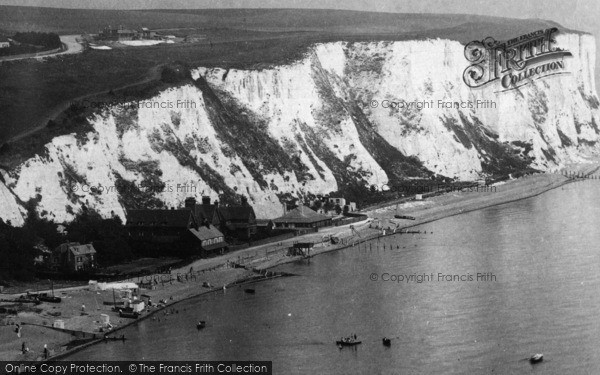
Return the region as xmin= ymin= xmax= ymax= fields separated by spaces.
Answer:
xmin=125 ymin=208 xmax=227 ymax=257
xmin=52 ymin=242 xmax=97 ymax=272
xmin=184 ymin=196 xmax=257 ymax=240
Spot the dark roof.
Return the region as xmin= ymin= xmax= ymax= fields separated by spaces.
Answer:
xmin=218 ymin=206 xmax=256 ymax=221
xmin=126 ymin=209 xmax=194 ymax=227
xmin=0 ymin=37 xmax=9 ymax=43
xmin=273 ymin=205 xmax=331 ymax=224
xmin=193 ymin=204 xmax=218 ymax=222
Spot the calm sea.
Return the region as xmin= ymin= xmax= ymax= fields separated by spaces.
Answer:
xmin=66 ymin=179 xmax=600 ymax=374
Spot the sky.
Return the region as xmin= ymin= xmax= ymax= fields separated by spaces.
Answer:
xmin=0 ymin=0 xmax=598 ymax=88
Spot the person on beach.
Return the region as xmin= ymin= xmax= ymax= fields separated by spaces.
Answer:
xmin=43 ymin=344 xmax=48 ymax=359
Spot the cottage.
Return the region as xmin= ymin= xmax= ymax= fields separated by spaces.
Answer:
xmin=52 ymin=242 xmax=97 ymax=272
xmin=217 ymin=204 xmax=257 ymax=240
xmin=0 ymin=37 xmax=10 ymax=49
xmin=189 ymin=223 xmax=227 ymax=256
xmin=126 ymin=208 xmax=227 ymax=256
xmin=273 ymin=205 xmax=332 ymax=229
xmin=185 ymin=196 xmax=257 ymax=240
xmin=99 ymin=26 xmax=139 ymax=40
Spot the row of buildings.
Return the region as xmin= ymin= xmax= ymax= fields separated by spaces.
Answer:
xmin=44 ymin=195 xmax=355 ymax=272
xmin=98 ymin=26 xmax=159 ymax=41
xmin=124 ymin=196 xmax=352 ymax=258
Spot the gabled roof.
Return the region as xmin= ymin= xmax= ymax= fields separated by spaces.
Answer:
xmin=189 ymin=224 xmax=224 ymax=241
xmin=218 ymin=206 xmax=256 ymax=221
xmin=126 ymin=209 xmax=195 ymax=228
xmin=273 ymin=205 xmax=331 ymax=224
xmin=193 ymin=204 xmax=218 ymax=223
xmin=70 ymin=243 xmax=96 ymax=256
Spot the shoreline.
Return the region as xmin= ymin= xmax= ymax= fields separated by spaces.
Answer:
xmin=2 ymin=166 xmax=598 ymax=361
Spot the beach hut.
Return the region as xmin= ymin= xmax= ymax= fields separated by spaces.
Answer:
xmin=53 ymin=320 xmax=65 ymax=329
xmin=100 ymin=314 xmax=110 ymax=326
xmin=127 ymin=299 xmax=145 ymax=313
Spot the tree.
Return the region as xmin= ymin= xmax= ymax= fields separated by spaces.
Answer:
xmin=312 ymin=200 xmax=323 ymax=210
xmin=334 ymin=204 xmax=342 ymax=215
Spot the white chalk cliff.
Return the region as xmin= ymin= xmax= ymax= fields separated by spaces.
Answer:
xmin=1 ymin=31 xmax=598 ymax=225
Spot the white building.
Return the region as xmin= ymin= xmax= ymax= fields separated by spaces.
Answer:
xmin=0 ymin=37 xmax=11 ymax=49
xmin=328 ymin=197 xmax=346 ymax=207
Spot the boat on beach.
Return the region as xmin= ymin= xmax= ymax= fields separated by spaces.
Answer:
xmin=244 ymin=288 xmax=255 ymax=294
xmin=118 ymin=309 xmax=140 ymax=319
xmin=197 ymin=321 xmax=206 ymax=329
xmin=37 ymin=293 xmax=62 ymax=303
xmin=394 ymin=204 xmax=415 ymax=220
xmin=382 ymin=337 xmax=391 ymax=346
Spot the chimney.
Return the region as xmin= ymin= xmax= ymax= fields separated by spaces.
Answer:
xmin=185 ymin=197 xmax=196 ymax=209
xmin=282 ymin=203 xmax=287 ymax=214
xmin=201 ymin=196 xmax=211 ymax=205
xmin=214 ymin=200 xmax=219 ymax=207
xmin=240 ymin=195 xmax=248 ymax=207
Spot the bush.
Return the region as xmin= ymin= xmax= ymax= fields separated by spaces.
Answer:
xmin=12 ymin=32 xmax=61 ymax=49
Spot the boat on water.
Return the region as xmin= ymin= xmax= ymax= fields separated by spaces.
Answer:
xmin=103 ymin=335 xmax=126 ymax=341
xmin=382 ymin=337 xmax=391 ymax=346
xmin=197 ymin=321 xmax=206 ymax=329
xmin=530 ymin=353 xmax=543 ymax=363
xmin=336 ymin=337 xmax=361 ymax=347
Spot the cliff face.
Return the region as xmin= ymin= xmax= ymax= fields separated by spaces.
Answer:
xmin=1 ymin=32 xmax=598 ymax=226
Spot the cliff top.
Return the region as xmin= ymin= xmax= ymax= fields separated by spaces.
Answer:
xmin=0 ymin=6 xmax=585 ymax=40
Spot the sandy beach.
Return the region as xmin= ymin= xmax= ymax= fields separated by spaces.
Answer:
xmin=1 ymin=164 xmax=598 ymax=362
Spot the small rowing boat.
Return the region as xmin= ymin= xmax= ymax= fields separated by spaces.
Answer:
xmin=336 ymin=338 xmax=361 ymax=347
xmin=382 ymin=337 xmax=391 ymax=346
xmin=197 ymin=321 xmax=206 ymax=329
